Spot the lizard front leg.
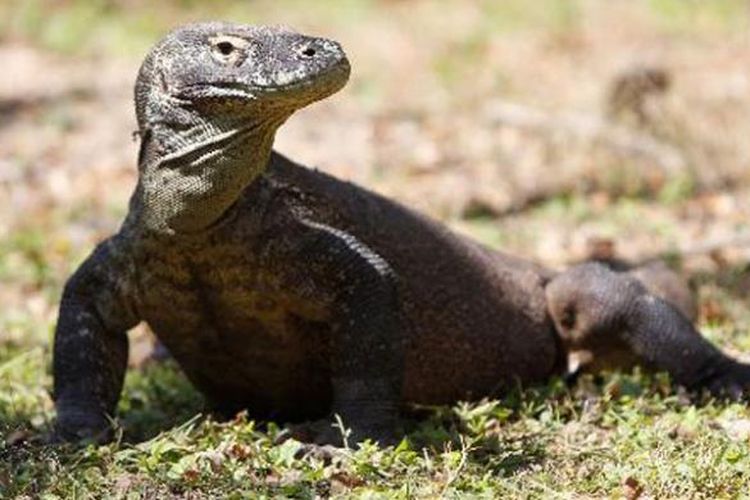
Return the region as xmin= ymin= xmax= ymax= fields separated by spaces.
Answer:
xmin=53 ymin=241 xmax=138 ymax=442
xmin=268 ymin=219 xmax=404 ymax=446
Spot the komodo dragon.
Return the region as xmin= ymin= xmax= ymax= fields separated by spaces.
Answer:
xmin=53 ymin=22 xmax=750 ymax=445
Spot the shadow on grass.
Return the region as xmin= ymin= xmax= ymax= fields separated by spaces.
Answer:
xmin=121 ymin=359 xmax=554 ymax=476
xmin=117 ymin=360 xmax=204 ymax=443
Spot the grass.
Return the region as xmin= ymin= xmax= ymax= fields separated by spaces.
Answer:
xmin=4 ymin=353 xmax=750 ymax=497
xmin=3 ymin=0 xmax=750 ymax=497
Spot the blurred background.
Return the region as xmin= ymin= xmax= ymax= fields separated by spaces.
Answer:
xmin=1 ymin=0 xmax=750 ymax=414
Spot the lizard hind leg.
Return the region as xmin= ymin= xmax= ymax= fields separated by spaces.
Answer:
xmin=545 ymin=263 xmax=642 ymax=375
xmin=545 ymin=262 xmax=750 ymax=398
xmin=550 ymin=260 xmax=699 ymax=375
xmin=627 ymin=261 xmax=697 ymax=323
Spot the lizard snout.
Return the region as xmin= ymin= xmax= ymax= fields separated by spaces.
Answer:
xmin=294 ymin=37 xmax=348 ymax=71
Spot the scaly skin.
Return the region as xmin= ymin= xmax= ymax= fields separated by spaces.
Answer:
xmin=53 ymin=22 xmax=750 ymax=445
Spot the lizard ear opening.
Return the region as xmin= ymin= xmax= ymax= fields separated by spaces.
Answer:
xmin=136 ymin=128 xmax=153 ymax=167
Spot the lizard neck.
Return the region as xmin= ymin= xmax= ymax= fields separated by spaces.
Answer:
xmin=128 ymin=112 xmax=287 ymax=235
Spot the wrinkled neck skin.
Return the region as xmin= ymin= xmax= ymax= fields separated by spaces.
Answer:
xmin=128 ymin=105 xmax=290 ymax=236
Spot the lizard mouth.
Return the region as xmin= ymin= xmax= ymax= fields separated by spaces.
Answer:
xmin=174 ymin=57 xmax=351 ymax=108
xmin=254 ymin=57 xmax=351 ymax=101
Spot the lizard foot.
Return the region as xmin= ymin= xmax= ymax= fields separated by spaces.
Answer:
xmin=54 ymin=406 xmax=113 ymax=445
xmin=703 ymin=362 xmax=750 ymax=400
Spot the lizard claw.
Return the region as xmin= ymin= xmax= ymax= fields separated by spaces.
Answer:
xmin=703 ymin=362 xmax=750 ymax=401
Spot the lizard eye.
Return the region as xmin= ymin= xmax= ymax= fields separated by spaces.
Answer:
xmin=209 ymin=35 xmax=249 ymax=65
xmin=215 ymin=41 xmax=235 ymax=56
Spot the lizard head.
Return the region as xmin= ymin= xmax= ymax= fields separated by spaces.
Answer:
xmin=135 ymin=22 xmax=350 ymax=134
xmin=130 ymin=22 xmax=350 ymax=233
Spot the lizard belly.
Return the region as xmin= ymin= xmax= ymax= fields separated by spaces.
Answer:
xmin=140 ymin=280 xmax=333 ymax=421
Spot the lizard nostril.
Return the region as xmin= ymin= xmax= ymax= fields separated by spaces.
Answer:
xmin=301 ymin=47 xmax=316 ymax=58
